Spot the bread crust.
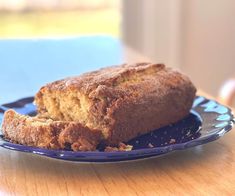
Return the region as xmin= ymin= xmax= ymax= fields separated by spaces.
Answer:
xmin=35 ymin=63 xmax=196 ymax=145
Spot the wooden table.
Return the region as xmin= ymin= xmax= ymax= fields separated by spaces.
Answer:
xmin=0 ymin=38 xmax=235 ymax=195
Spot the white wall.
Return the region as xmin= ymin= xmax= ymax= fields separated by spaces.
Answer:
xmin=181 ymin=0 xmax=235 ymax=96
xmin=122 ymin=0 xmax=235 ymax=96
xmin=122 ymin=0 xmax=182 ymax=68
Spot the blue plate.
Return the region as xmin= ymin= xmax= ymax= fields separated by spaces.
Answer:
xmin=0 ymin=96 xmax=234 ymax=162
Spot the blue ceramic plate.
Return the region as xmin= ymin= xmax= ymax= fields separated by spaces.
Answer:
xmin=0 ymin=96 xmax=234 ymax=162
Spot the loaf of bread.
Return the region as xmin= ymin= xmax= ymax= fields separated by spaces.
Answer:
xmin=35 ymin=63 xmax=196 ymax=146
xmin=1 ymin=63 xmax=196 ymax=151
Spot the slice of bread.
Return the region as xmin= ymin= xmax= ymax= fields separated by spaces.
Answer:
xmin=1 ymin=110 xmax=102 ymax=151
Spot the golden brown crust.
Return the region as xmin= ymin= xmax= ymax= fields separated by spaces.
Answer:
xmin=1 ymin=110 xmax=102 ymax=151
xmin=35 ymin=62 xmax=196 ymax=145
xmin=37 ymin=63 xmax=165 ymax=94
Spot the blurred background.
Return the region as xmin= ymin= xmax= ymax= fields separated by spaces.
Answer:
xmin=0 ymin=0 xmax=235 ymax=106
xmin=0 ymin=0 xmax=120 ymax=37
